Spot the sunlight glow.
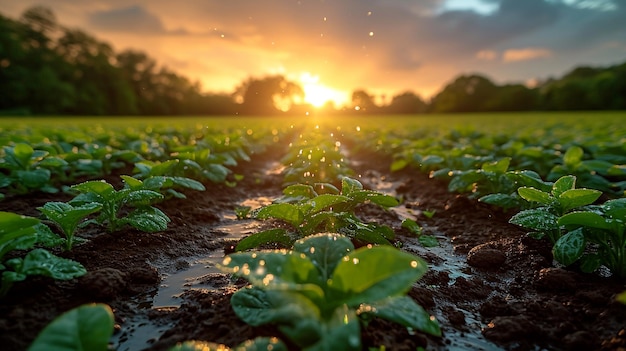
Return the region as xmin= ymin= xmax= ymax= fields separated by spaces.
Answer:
xmin=300 ymin=72 xmax=349 ymax=108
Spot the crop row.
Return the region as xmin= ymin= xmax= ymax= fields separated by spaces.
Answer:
xmin=4 ymin=114 xmax=626 ymax=350
xmin=0 ymin=119 xmax=293 ymax=198
xmin=341 ymin=114 xmax=626 ymax=279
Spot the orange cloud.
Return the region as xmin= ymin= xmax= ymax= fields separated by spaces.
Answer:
xmin=476 ymin=50 xmax=498 ymax=60
xmin=503 ymin=48 xmax=553 ymax=62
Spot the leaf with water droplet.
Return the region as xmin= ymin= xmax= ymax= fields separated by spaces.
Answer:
xmin=356 ymin=296 xmax=441 ymax=337
xmin=329 ymin=245 xmax=427 ymax=306
xmin=293 ymin=233 xmax=353 ymax=281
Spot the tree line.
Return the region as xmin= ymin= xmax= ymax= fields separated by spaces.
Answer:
xmin=1 ymin=6 xmax=625 ymax=116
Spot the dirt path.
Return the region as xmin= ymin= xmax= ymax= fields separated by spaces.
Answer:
xmin=1 ymin=141 xmax=625 ymax=351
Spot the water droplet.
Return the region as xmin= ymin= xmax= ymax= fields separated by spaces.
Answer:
xmin=222 ymin=257 xmax=232 ymax=265
xmin=410 ymin=260 xmax=418 ymax=268
xmin=309 ymin=247 xmax=315 ymax=254
xmin=352 ymin=258 xmax=359 ymax=265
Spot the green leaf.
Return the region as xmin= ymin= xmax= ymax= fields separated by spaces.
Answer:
xmin=305 ymin=305 xmax=360 ymax=351
xmin=282 ymin=184 xmax=318 ymax=200
xmin=418 ymin=235 xmax=439 ymax=247
xmin=517 ymin=187 xmax=552 ymax=204
xmin=358 ymin=296 xmax=441 ymax=337
xmin=579 ymin=254 xmax=602 ymax=274
xmin=293 ymin=233 xmax=354 ymax=281
xmin=121 ymin=175 xmax=144 ymax=189
xmin=11 ymin=248 xmax=86 ymax=280
xmin=313 ymin=183 xmax=340 ymax=195
xmin=123 ymin=207 xmax=170 ymax=232
xmin=38 ymin=157 xmax=68 ymax=168
xmin=509 ymin=209 xmax=559 ymax=231
xmin=220 ymin=250 xmax=324 ymax=291
xmin=235 ymin=229 xmax=293 ymax=251
xmin=12 ymin=143 xmax=35 ymax=169
xmin=125 ymin=189 xmax=164 ymax=206
xmin=558 ymin=211 xmax=611 ymax=230
xmin=551 ymin=175 xmax=576 ymax=198
xmin=38 ymin=202 xmax=102 ymax=238
xmin=329 ymin=246 xmax=428 ymax=306
xmin=563 ymin=146 xmax=583 ymax=167
xmin=71 ymin=180 xmax=115 ymax=197
xmin=390 ymin=159 xmax=408 ymax=172
xmin=304 ymin=194 xmax=350 ymax=214
xmin=558 ymin=189 xmax=602 ymax=212
xmin=27 ymin=303 xmax=114 ymax=351
xmin=401 ymin=218 xmax=422 ymax=236
xmin=553 ymin=228 xmax=586 ymax=266
xmin=17 ymin=169 xmax=51 ymax=189
xmin=255 ymin=203 xmax=304 ymax=227
xmin=34 ymin=223 xmax=65 ymax=248
xmin=170 ymin=176 xmax=205 ymax=191
xmin=230 ymin=287 xmax=321 ymax=327
xmin=349 ymin=190 xmax=399 ymax=208
xmin=482 ymin=157 xmax=510 ymax=173
xmin=341 ymin=177 xmax=363 ymax=195
xmin=203 ymin=163 xmax=230 ymax=183
xmin=478 ymin=193 xmax=521 ymax=210
xmin=0 ymin=212 xmax=40 ymax=261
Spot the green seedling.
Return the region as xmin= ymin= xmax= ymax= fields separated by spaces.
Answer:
xmin=235 ymin=206 xmax=252 ymax=220
xmin=401 ymin=218 xmax=438 ymax=247
xmin=70 ymin=178 xmax=170 ymax=233
xmin=28 ymin=303 xmax=114 ymax=351
xmin=38 ymin=202 xmax=103 ymax=251
xmin=121 ymin=174 xmax=205 ymax=199
xmin=281 ymin=127 xmax=353 ymax=185
xmin=168 ymin=338 xmax=287 ymax=351
xmin=0 ymin=211 xmax=86 ymax=296
xmin=422 ymin=210 xmax=436 ymax=219
xmin=557 ymin=198 xmax=626 ymax=277
xmin=549 ymin=145 xmax=620 ymax=195
xmin=236 ymin=177 xmax=398 ymax=251
xmin=219 ymin=233 xmax=440 ymax=350
xmin=0 ymin=143 xmax=67 ymax=195
xmin=509 ymin=175 xmax=602 ymax=244
xmin=2 ymin=248 xmax=86 ymax=297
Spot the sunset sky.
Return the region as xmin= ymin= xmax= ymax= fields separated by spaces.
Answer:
xmin=2 ymin=0 xmax=625 ymax=107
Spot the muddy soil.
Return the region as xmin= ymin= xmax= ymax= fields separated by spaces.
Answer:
xmin=0 ymin=145 xmax=625 ymax=351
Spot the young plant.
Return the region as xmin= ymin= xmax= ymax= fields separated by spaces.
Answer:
xmin=69 ymin=178 xmax=170 ymax=233
xmin=121 ymin=174 xmax=205 ymax=200
xmin=401 ymin=218 xmax=438 ymax=247
xmin=28 ymin=303 xmax=114 ymax=351
xmin=548 ymin=145 xmax=620 ymax=195
xmin=0 ymin=143 xmax=67 ymax=195
xmin=509 ymin=175 xmax=602 ymax=244
xmin=219 ymin=233 xmax=441 ymax=350
xmin=557 ymin=198 xmax=626 ymax=277
xmin=236 ymin=177 xmax=398 ymax=251
xmin=37 ymin=202 xmax=103 ymax=251
xmin=0 ymin=211 xmax=86 ymax=297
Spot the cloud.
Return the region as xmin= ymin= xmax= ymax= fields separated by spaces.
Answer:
xmin=476 ymin=50 xmax=498 ymax=60
xmin=88 ymin=5 xmax=172 ymax=34
xmin=1 ymin=0 xmax=625 ymax=99
xmin=503 ymin=48 xmax=553 ymax=62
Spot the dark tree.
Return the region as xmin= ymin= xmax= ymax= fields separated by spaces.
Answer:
xmin=234 ymin=75 xmax=304 ymax=115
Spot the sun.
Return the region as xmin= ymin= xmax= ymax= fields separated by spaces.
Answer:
xmin=299 ymin=72 xmax=348 ymax=108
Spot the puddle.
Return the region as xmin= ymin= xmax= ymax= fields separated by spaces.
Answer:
xmin=114 ymin=208 xmax=265 ymax=350
xmin=154 ymin=218 xmax=260 ymax=308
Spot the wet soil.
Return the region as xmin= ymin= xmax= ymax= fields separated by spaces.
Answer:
xmin=1 ymin=146 xmax=625 ymax=351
